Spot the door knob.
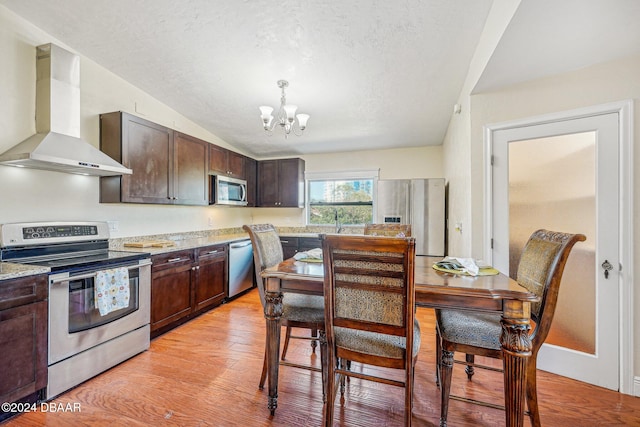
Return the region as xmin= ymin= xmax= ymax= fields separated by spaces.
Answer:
xmin=601 ymin=259 xmax=613 ymax=279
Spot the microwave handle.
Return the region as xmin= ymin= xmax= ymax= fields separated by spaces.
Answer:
xmin=241 ymin=183 xmax=247 ymax=202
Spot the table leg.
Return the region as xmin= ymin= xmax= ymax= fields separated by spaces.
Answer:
xmin=264 ymin=278 xmax=283 ymax=416
xmin=500 ymin=299 xmax=532 ymax=427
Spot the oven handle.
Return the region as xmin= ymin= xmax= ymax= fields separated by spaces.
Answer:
xmin=50 ymin=260 xmax=152 ymax=284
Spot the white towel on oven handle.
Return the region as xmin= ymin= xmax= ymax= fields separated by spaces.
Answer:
xmin=94 ymin=267 xmax=130 ymax=316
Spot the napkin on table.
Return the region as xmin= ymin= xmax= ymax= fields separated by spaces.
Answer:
xmin=293 ymin=248 xmax=323 ymax=262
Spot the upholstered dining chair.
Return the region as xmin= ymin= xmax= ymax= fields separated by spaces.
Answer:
xmin=435 ymin=229 xmax=586 ymax=427
xmin=364 ymin=223 xmax=412 ymax=237
xmin=242 ymin=224 xmax=326 ymax=391
xmin=321 ymin=234 xmax=419 ymax=427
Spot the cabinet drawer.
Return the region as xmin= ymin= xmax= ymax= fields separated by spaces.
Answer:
xmin=151 ymin=250 xmax=194 ymax=271
xmin=279 ymin=237 xmax=299 ymax=247
xmin=0 ymin=275 xmax=48 ymax=311
xmin=196 ymin=244 xmax=227 ymax=261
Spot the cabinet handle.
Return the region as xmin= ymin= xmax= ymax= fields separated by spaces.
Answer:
xmin=280 ymin=240 xmax=289 ymax=244
xmin=207 ymin=250 xmax=219 ymax=254
xmin=167 ymin=257 xmax=183 ymax=263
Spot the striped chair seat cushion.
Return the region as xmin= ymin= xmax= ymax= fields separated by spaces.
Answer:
xmin=436 ymin=309 xmax=502 ymax=350
xmin=335 ymin=319 xmax=421 ymax=359
xmin=282 ymin=293 xmax=325 ymax=323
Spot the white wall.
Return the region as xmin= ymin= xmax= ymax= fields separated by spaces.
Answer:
xmin=442 ymin=0 xmax=520 ymax=257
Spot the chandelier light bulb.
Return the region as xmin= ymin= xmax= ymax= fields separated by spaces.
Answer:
xmin=259 ymin=106 xmax=274 ymax=119
xmin=296 ymin=113 xmax=309 ymax=130
xmin=283 ymin=104 xmax=298 ymax=122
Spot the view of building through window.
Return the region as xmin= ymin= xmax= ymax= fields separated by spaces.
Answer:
xmin=307 ymin=179 xmax=374 ymax=226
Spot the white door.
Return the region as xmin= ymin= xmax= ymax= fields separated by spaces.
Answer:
xmin=490 ymin=112 xmax=619 ymax=390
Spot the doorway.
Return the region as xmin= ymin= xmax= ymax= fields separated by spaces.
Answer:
xmin=485 ymin=100 xmax=633 ymax=393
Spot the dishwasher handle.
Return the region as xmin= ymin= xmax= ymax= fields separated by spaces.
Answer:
xmin=230 ymin=240 xmax=252 ymax=249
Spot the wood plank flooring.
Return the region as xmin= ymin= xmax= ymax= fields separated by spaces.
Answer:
xmin=3 ymin=289 xmax=640 ymax=426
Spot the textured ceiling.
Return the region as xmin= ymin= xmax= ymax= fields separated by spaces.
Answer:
xmin=0 ymin=0 xmax=492 ymax=157
xmin=2 ymin=0 xmax=639 ymax=158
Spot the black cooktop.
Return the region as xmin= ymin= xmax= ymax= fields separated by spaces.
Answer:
xmin=1 ymin=241 xmax=149 ymax=273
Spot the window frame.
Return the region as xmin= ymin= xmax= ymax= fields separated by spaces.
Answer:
xmin=305 ymin=169 xmax=379 ymax=227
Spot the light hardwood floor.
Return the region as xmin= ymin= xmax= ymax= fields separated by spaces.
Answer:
xmin=3 ymin=289 xmax=640 ymax=426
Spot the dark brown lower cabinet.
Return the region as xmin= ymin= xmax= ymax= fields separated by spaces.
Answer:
xmin=150 ymin=250 xmax=194 ymax=337
xmin=193 ymin=245 xmax=227 ymax=314
xmin=151 ymin=245 xmax=228 ymax=338
xmin=0 ymin=275 xmax=48 ymax=420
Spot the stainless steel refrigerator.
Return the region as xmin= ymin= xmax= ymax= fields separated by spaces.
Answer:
xmin=376 ymin=178 xmax=446 ymax=256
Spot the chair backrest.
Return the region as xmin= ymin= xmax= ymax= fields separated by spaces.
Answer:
xmin=242 ymin=224 xmax=284 ymax=308
xmin=364 ymin=223 xmax=412 ymax=237
xmin=321 ymin=234 xmax=416 ymax=350
xmin=515 ymin=229 xmax=586 ymax=349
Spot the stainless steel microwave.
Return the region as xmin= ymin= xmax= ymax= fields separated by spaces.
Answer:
xmin=210 ymin=175 xmax=248 ymax=206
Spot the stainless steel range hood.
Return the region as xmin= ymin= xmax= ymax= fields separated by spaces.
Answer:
xmin=0 ymin=44 xmax=132 ymax=176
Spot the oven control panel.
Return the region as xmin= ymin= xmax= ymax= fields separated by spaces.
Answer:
xmin=22 ymin=225 xmax=98 ymax=240
xmin=0 ymin=221 xmax=109 ymax=247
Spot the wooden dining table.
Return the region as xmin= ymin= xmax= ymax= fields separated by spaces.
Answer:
xmin=261 ymin=255 xmax=539 ymax=427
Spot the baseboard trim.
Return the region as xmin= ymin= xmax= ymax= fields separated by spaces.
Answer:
xmin=634 ymin=376 xmax=640 ymax=397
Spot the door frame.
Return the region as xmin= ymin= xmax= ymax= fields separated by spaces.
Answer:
xmin=483 ymin=100 xmax=634 ymax=395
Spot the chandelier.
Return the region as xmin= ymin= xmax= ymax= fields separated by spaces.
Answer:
xmin=259 ymin=80 xmax=309 ymax=137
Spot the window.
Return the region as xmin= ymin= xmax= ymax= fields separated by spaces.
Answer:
xmin=306 ymin=170 xmax=378 ymax=226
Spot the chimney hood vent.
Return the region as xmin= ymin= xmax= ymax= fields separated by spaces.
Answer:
xmin=0 ymin=43 xmax=132 ymax=176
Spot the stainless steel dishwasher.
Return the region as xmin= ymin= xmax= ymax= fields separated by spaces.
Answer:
xmin=228 ymin=239 xmax=255 ymax=298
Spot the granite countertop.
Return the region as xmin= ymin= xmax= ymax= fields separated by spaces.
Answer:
xmin=111 ymin=233 xmax=252 ymax=256
xmin=108 ymin=226 xmax=360 ymax=257
xmin=0 ymin=262 xmax=50 ymax=281
xmin=0 ymin=226 xmax=362 ymax=281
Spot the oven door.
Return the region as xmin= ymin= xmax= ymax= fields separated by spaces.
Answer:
xmin=48 ymin=259 xmax=151 ymax=364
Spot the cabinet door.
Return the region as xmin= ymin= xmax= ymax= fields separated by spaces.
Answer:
xmin=209 ymin=145 xmax=245 ymax=179
xmin=278 ymin=158 xmax=305 ymax=207
xmin=121 ymin=113 xmax=174 ymax=204
xmin=208 ymin=144 xmax=227 ymax=175
xmin=257 ymin=159 xmax=279 ymax=206
xmin=227 ymin=151 xmax=245 ymax=178
xmin=244 ymin=157 xmax=257 ymax=207
xmin=150 ymin=252 xmax=194 ymax=333
xmin=174 ymin=133 xmax=209 ymax=205
xmin=280 ymin=237 xmax=299 ymax=259
xmin=194 ymin=245 xmax=227 ymax=313
xmin=0 ymin=300 xmax=47 ymax=404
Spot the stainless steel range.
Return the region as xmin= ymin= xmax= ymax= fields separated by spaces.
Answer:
xmin=0 ymin=221 xmax=151 ymax=400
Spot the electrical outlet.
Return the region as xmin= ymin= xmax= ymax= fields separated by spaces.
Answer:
xmin=107 ymin=221 xmax=119 ymax=232
xmin=208 ymin=217 xmax=214 ymax=227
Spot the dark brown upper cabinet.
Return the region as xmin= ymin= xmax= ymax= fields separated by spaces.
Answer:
xmin=244 ymin=156 xmax=257 ymax=207
xmin=209 ymin=144 xmax=245 ymax=178
xmin=257 ymin=158 xmax=305 ymax=208
xmin=99 ymin=112 xmax=208 ymax=205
